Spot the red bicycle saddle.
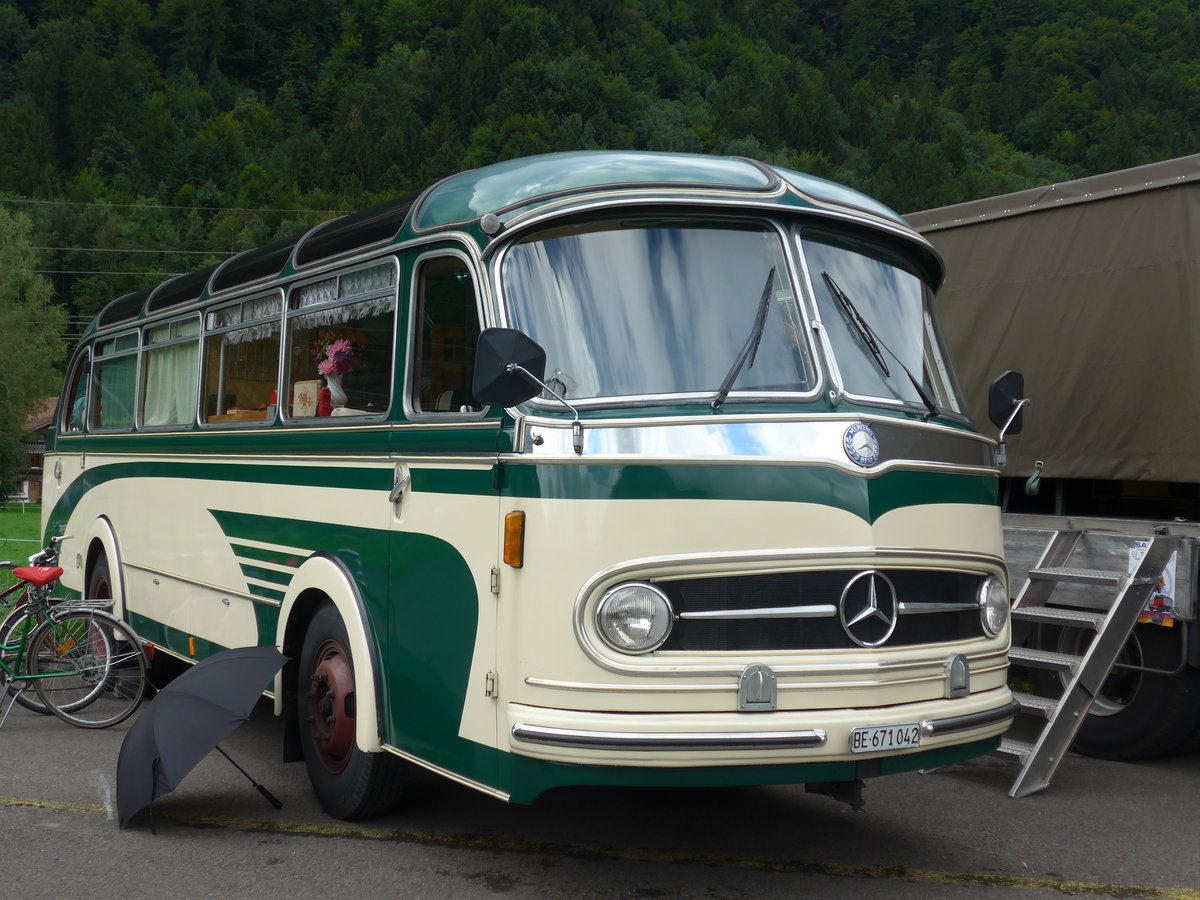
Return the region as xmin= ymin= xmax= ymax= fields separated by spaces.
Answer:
xmin=12 ymin=566 xmax=63 ymax=587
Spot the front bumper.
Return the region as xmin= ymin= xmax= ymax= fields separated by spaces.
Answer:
xmin=508 ymin=687 xmax=1017 ymax=766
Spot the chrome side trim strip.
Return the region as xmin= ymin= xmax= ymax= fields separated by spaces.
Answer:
xmin=920 ymin=699 xmax=1020 ymax=736
xmin=123 ymin=560 xmax=282 ymax=608
xmin=511 ymin=723 xmax=828 ymax=751
xmin=679 ymin=600 xmax=977 ymax=621
xmin=899 ymin=601 xmax=979 ymax=614
xmin=679 ymin=604 xmax=837 ymax=621
xmin=382 ymin=744 xmax=511 ymax=802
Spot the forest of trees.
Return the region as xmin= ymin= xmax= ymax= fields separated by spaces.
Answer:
xmin=3 ymin=0 xmax=1200 ymax=359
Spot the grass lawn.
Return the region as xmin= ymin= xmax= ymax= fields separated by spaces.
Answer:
xmin=0 ymin=506 xmax=42 ymax=591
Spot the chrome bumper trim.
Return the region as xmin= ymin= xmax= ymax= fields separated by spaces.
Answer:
xmin=511 ymin=723 xmax=828 ymax=751
xmin=921 ymin=699 xmax=1020 ymax=737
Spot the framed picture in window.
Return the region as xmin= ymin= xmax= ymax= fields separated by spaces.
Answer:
xmin=292 ymin=379 xmax=321 ymax=418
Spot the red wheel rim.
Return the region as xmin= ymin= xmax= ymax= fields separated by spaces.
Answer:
xmin=306 ymin=638 xmax=355 ymax=773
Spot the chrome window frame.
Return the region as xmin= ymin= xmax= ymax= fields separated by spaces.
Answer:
xmin=138 ymin=313 xmax=202 ymax=431
xmin=88 ymin=329 xmax=141 ymax=433
xmin=281 ymin=256 xmax=401 ymax=426
xmin=402 ymin=246 xmax=490 ymax=423
xmin=198 ymin=289 xmax=285 ymax=429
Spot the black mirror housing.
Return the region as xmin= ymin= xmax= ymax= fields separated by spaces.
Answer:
xmin=472 ymin=328 xmax=548 ymax=408
xmin=988 ymin=370 xmax=1025 ymax=435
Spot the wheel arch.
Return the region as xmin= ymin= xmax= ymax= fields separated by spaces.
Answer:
xmin=83 ymin=516 xmax=125 ymax=617
xmin=276 ymin=553 xmax=385 ymax=761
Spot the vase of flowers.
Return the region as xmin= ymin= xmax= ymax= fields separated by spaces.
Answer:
xmin=313 ymin=333 xmax=358 ymax=408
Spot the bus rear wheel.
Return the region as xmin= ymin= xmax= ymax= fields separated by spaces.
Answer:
xmin=297 ymin=602 xmax=407 ymax=819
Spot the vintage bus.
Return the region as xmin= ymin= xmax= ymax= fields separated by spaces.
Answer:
xmin=42 ymin=151 xmax=1019 ymax=818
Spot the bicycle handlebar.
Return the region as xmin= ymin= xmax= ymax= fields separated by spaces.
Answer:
xmin=25 ymin=535 xmax=72 ymax=567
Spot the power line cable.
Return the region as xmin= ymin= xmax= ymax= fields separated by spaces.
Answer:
xmin=32 ymin=245 xmax=236 ymax=256
xmin=1 ymin=196 xmax=344 ymax=214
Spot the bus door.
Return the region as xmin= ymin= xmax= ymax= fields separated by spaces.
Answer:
xmin=386 ymin=249 xmax=500 ymax=786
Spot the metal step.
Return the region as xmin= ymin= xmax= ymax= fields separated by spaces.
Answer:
xmin=1028 ymin=566 xmax=1124 ymax=587
xmin=1008 ymin=646 xmax=1083 ymax=674
xmin=996 ymin=736 xmax=1033 ymax=762
xmin=1012 ymin=691 xmax=1057 ymax=719
xmin=1011 ymin=606 xmax=1105 ymax=630
xmin=1000 ymin=531 xmax=1181 ymax=799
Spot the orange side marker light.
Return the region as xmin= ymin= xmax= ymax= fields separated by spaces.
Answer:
xmin=504 ymin=511 xmax=526 ymax=568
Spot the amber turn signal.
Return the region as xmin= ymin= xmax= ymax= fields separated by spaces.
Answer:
xmin=504 ymin=511 xmax=526 ymax=568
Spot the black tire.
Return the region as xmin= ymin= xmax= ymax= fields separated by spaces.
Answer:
xmin=1033 ymin=623 xmax=1200 ymax=759
xmin=297 ymin=602 xmax=407 ymax=819
xmin=88 ymin=553 xmax=113 ymax=604
xmin=31 ymin=611 xmax=148 ymax=728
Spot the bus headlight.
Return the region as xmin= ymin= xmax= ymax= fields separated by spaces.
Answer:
xmin=979 ymin=576 xmax=1010 ymax=637
xmin=596 ymin=583 xmax=674 ymax=653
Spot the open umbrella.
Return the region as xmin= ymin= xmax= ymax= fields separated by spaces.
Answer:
xmin=117 ymin=646 xmax=287 ymax=829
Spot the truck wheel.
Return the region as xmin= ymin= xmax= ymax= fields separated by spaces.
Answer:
xmin=1036 ymin=623 xmax=1200 ymax=759
xmin=297 ymin=602 xmax=407 ymax=819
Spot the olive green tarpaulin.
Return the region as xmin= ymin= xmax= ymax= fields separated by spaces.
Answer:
xmin=907 ymin=154 xmax=1200 ymax=484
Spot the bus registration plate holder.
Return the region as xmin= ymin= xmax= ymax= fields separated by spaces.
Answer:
xmin=850 ymin=723 xmax=921 ymax=754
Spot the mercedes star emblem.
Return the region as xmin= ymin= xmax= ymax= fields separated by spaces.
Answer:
xmin=839 ymin=570 xmax=899 ymax=647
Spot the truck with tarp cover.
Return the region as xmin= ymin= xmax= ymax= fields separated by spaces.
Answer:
xmin=908 ymin=155 xmax=1200 ymax=762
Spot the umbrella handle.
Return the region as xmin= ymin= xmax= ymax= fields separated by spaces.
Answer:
xmin=255 ymin=782 xmax=283 ymax=810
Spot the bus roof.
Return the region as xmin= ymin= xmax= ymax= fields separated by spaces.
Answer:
xmin=87 ymin=151 xmax=930 ymax=337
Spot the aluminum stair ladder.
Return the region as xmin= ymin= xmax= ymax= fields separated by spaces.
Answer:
xmin=998 ymin=530 xmax=1180 ymax=798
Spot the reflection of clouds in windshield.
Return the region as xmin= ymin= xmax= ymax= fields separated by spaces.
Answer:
xmin=805 ymin=239 xmax=928 ymax=403
xmin=503 ymin=226 xmax=804 ymax=399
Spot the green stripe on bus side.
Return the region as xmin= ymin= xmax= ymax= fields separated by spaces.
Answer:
xmin=500 ymin=464 xmax=997 ymax=524
xmin=248 ymin=584 xmax=287 ymax=602
xmin=209 ymin=509 xmax=488 ymax=780
xmin=43 ymin=461 xmax=393 ymax=541
xmin=230 ymin=543 xmax=305 ymax=567
xmin=239 ymin=563 xmax=293 ymax=587
xmin=134 ymin=605 xmax=281 ymax=663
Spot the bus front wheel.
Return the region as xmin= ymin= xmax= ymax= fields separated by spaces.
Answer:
xmin=297 ymin=602 xmax=407 ymax=819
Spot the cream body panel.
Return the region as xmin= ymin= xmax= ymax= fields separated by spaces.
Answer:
xmin=498 ymin=497 xmax=1006 ymax=720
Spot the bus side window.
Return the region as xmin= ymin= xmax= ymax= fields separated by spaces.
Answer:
xmin=285 ymin=262 xmax=397 ymax=419
xmin=142 ymin=317 xmax=200 ymax=427
xmin=62 ymin=352 xmax=90 ymax=432
xmin=413 ymin=256 xmax=481 ymax=414
xmin=90 ymin=332 xmax=138 ymax=431
xmin=203 ymin=293 xmax=282 ymax=424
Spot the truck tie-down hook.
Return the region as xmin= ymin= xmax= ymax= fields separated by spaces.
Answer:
xmin=1025 ymin=460 xmax=1044 ymax=496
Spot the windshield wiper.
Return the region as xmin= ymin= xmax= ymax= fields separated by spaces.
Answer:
xmin=821 ymin=272 xmax=938 ymax=420
xmin=711 ymin=267 xmax=776 ymax=410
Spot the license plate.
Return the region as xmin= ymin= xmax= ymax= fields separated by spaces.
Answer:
xmin=850 ymin=723 xmax=921 ymax=754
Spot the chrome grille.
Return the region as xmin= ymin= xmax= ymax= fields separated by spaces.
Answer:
xmin=657 ymin=570 xmax=983 ymax=651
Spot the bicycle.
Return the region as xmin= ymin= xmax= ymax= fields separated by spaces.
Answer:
xmin=0 ymin=535 xmax=149 ymax=729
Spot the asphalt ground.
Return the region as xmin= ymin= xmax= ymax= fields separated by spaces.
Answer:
xmin=1 ymin=692 xmax=1197 ymax=900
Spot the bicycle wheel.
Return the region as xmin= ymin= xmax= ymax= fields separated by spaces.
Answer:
xmin=30 ymin=611 xmax=148 ymax=728
xmin=0 ymin=603 xmax=54 ymax=715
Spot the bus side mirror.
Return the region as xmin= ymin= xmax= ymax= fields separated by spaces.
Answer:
xmin=988 ymin=370 xmax=1026 ymax=438
xmin=472 ymin=328 xmax=548 ymax=408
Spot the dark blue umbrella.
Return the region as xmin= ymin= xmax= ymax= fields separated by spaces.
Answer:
xmin=117 ymin=646 xmax=287 ymax=829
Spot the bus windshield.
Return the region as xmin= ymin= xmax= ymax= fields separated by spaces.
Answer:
xmin=500 ymin=221 xmax=815 ymax=403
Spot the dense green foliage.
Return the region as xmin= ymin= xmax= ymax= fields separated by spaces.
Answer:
xmin=0 ymin=207 xmax=65 ymax=492
xmin=2 ymin=0 xmax=1199 ymax=340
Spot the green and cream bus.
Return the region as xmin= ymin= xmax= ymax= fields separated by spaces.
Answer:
xmin=43 ymin=151 xmax=1019 ymax=818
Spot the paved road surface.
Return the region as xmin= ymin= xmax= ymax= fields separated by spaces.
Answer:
xmin=1 ymin=695 xmax=1197 ymax=899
